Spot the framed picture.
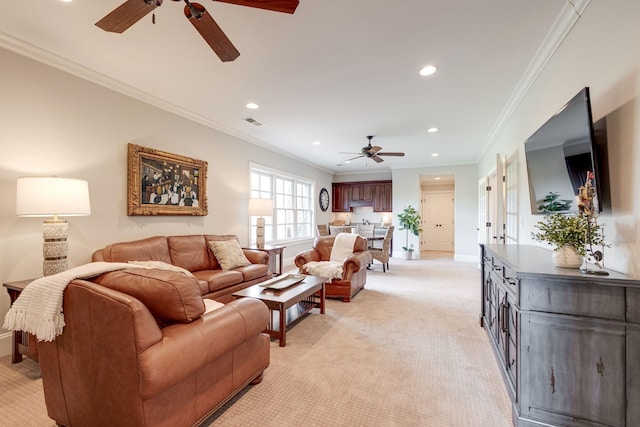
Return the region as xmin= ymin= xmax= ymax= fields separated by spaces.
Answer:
xmin=127 ymin=143 xmax=208 ymax=216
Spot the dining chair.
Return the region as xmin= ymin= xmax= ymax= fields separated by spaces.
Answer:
xmin=369 ymin=225 xmax=394 ymax=272
xmin=316 ymin=224 xmax=329 ymax=236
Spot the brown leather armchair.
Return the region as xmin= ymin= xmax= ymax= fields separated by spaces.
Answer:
xmin=294 ymin=235 xmax=372 ymax=302
xmin=37 ymin=268 xmax=270 ymax=427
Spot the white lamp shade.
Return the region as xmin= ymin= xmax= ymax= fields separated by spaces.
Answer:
xmin=16 ymin=177 xmax=91 ymax=217
xmin=248 ymin=198 xmax=273 ymax=217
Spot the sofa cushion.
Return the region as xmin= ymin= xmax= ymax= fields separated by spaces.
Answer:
xmin=207 ymin=239 xmax=251 ymax=270
xmin=193 ymin=270 xmax=244 ymax=293
xmin=167 ymin=235 xmax=212 ymax=272
xmin=234 ymin=264 xmax=270 ymax=282
xmin=100 ymin=236 xmax=172 ymax=264
xmin=94 ymin=268 xmax=205 ymax=323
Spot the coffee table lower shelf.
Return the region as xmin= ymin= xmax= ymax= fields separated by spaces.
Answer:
xmin=233 ymin=275 xmax=327 ymax=347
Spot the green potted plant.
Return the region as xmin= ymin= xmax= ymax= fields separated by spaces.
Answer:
xmin=531 ymin=213 xmax=605 ymax=268
xmin=397 ymin=205 xmax=423 ymax=260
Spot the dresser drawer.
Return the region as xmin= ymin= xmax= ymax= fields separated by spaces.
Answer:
xmin=521 ymin=277 xmax=625 ymax=321
xmin=484 ymin=254 xmax=519 ymax=300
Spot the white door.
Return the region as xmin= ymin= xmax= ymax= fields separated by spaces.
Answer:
xmin=478 ymin=177 xmax=487 ymax=246
xmin=487 ymin=170 xmax=499 ymax=243
xmin=422 ymin=191 xmax=454 ymax=251
xmin=504 ymin=152 xmax=518 ymax=244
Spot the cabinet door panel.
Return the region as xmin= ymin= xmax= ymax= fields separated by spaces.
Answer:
xmin=506 ymin=302 xmax=518 ymax=398
xmin=332 ymin=184 xmax=350 ymax=212
xmin=521 ymin=313 xmax=625 ymax=427
xmin=628 ymin=328 xmax=640 ymax=425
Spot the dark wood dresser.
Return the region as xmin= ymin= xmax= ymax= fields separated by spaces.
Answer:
xmin=480 ymin=244 xmax=640 ymax=427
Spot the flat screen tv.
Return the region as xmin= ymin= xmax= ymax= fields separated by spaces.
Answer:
xmin=525 ymin=87 xmax=609 ymax=215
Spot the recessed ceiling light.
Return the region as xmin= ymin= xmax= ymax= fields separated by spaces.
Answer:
xmin=246 ymin=102 xmax=259 ymax=109
xmin=419 ymin=65 xmax=437 ymax=76
xmin=345 ymin=160 xmax=351 ymax=164
xmin=431 ymin=153 xmax=439 ymax=157
xmin=60 ymin=0 xmax=72 ymax=2
xmin=312 ymin=141 xmax=320 ymax=145
xmin=427 ymin=127 xmax=438 ymax=133
xmin=435 ymin=177 xmax=441 ymax=180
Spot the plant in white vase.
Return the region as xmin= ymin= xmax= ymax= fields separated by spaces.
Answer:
xmin=531 ymin=213 xmax=605 ymax=268
xmin=398 ymin=205 xmax=422 ymax=260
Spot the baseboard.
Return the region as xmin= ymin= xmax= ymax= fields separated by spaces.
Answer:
xmin=454 ymin=254 xmax=478 ymax=263
xmin=0 ymin=332 xmax=12 ymax=358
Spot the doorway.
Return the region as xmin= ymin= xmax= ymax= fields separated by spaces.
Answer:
xmin=420 ymin=175 xmax=455 ymax=254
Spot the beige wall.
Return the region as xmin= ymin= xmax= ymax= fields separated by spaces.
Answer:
xmin=478 ymin=1 xmax=640 ymax=276
xmin=0 ymin=46 xmax=333 ymax=353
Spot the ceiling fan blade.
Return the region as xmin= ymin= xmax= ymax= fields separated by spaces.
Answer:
xmin=213 ymin=0 xmax=299 ymax=14
xmin=184 ymin=3 xmax=240 ymax=62
xmin=377 ymin=152 xmax=405 ymax=157
xmin=96 ymin=0 xmax=160 ymax=33
xmin=368 ymin=146 xmax=382 ymax=155
xmin=345 ymin=155 xmax=365 ymax=161
xmin=371 ymin=155 xmax=384 ymax=163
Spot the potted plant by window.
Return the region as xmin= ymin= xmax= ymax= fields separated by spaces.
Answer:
xmin=397 ymin=205 xmax=423 ymax=260
xmin=531 ymin=213 xmax=605 ymax=268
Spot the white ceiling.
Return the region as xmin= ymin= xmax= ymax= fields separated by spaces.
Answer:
xmin=0 ymin=0 xmax=575 ymax=174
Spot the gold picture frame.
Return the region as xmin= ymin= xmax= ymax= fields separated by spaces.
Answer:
xmin=127 ymin=143 xmax=208 ymax=216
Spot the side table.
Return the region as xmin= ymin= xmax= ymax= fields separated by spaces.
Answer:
xmin=243 ymin=244 xmax=286 ymax=276
xmin=3 ymin=279 xmax=38 ymax=363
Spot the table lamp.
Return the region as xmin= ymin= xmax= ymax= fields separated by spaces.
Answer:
xmin=248 ymin=198 xmax=272 ymax=248
xmin=16 ymin=177 xmax=91 ymax=276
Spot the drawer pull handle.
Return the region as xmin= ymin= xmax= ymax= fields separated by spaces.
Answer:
xmin=494 ymin=266 xmax=502 ymax=272
xmin=506 ymin=278 xmax=516 ymax=286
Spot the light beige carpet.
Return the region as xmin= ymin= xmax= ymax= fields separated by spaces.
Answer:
xmin=0 ymin=253 xmax=512 ymax=426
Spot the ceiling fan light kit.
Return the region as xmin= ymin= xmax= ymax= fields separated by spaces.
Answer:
xmin=341 ymin=135 xmax=405 ymax=164
xmin=95 ymin=0 xmax=300 ymax=62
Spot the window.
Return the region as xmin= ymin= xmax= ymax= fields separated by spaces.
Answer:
xmin=250 ymin=164 xmax=314 ymax=244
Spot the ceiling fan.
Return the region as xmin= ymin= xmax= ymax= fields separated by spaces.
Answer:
xmin=342 ymin=135 xmax=406 ymax=163
xmin=95 ymin=0 xmax=299 ymax=62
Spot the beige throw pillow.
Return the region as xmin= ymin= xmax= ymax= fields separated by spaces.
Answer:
xmin=208 ymin=239 xmax=251 ymax=270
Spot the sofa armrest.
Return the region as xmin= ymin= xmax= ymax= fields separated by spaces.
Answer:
xmin=243 ymin=249 xmax=269 ymax=265
xmin=294 ymin=249 xmax=320 ymax=269
xmin=137 ymin=298 xmax=268 ymax=399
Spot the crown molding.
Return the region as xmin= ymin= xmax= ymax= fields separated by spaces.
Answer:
xmin=0 ymin=31 xmax=334 ymax=175
xmin=476 ymin=0 xmax=591 ymax=161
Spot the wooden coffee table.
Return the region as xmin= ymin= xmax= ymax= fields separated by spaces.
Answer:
xmin=233 ymin=275 xmax=327 ymax=347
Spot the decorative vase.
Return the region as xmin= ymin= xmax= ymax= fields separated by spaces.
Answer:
xmin=552 ymin=246 xmax=583 ymax=268
xmin=403 ymin=250 xmax=412 ymax=260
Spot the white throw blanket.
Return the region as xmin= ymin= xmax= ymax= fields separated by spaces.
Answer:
xmin=3 ymin=262 xmax=134 ymax=342
xmin=304 ymin=233 xmax=358 ymax=280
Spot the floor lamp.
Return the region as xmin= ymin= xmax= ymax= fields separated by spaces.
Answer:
xmin=16 ymin=177 xmax=91 ymax=276
xmin=248 ymin=198 xmax=273 ymax=248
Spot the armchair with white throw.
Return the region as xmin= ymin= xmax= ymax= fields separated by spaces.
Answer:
xmin=295 ymin=233 xmax=372 ymax=302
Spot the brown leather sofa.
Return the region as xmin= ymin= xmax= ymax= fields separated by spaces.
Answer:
xmin=37 ymin=268 xmax=270 ymax=427
xmin=92 ymin=234 xmax=270 ymax=303
xmin=294 ymin=235 xmax=372 ymax=302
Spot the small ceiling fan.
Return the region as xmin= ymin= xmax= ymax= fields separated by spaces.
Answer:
xmin=342 ymin=135 xmax=405 ymax=163
xmin=95 ymin=0 xmax=299 ymax=62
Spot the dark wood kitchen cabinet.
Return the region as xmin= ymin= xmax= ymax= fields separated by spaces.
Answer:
xmin=373 ymin=182 xmax=392 ymax=212
xmin=331 ymin=180 xmax=391 ymax=212
xmin=332 ymin=183 xmax=351 ymax=212
xmin=481 ymin=244 xmax=640 ymax=427
xmin=350 ymin=183 xmax=373 ymax=203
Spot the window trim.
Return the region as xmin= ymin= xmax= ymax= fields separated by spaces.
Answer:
xmin=249 ymin=163 xmax=316 ymax=245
